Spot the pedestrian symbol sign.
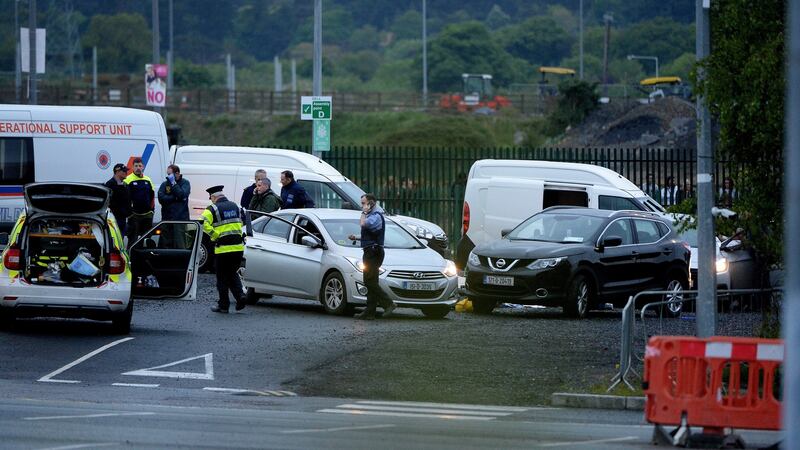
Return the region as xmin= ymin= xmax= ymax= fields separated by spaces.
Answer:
xmin=301 ymin=96 xmax=332 ymax=121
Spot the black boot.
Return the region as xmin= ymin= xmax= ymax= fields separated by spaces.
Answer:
xmin=211 ymin=305 xmax=228 ymax=313
xmin=355 ymin=308 xmax=376 ymax=320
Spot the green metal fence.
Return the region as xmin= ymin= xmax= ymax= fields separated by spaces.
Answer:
xmin=280 ymin=146 xmax=740 ymax=250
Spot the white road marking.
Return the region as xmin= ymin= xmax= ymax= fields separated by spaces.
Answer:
xmin=111 ymin=383 xmax=159 ymax=388
xmin=278 ymin=391 xmax=298 ymax=396
xmin=281 ymin=424 xmax=396 ymax=434
xmin=38 ymin=338 xmax=134 ymax=383
xmin=356 ymin=400 xmax=531 ymax=412
xmin=317 ymin=409 xmax=495 ymax=421
xmin=24 ymin=412 xmax=155 ymax=421
xmin=335 ymin=404 xmax=512 ymax=416
xmin=122 ymin=353 xmax=213 ymax=380
xmin=203 ymin=387 xmax=248 ymax=394
xmin=37 ymin=443 xmax=118 ymax=450
xmin=537 ymin=436 xmax=639 ymax=447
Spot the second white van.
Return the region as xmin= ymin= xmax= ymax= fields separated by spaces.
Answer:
xmin=170 ymin=146 xmax=450 ymax=269
xmin=455 ymin=160 xmax=664 ymax=268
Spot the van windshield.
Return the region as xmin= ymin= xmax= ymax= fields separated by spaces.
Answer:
xmin=335 ymin=182 xmax=365 ymax=204
xmin=507 ymin=213 xmax=605 ymax=244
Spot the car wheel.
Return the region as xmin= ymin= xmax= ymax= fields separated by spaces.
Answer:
xmin=422 ymin=305 xmax=450 ymax=319
xmin=245 ymin=287 xmax=260 ymax=305
xmin=471 ymin=297 xmax=496 ymax=315
xmin=0 ymin=309 xmax=15 ymax=329
xmin=112 ymin=300 xmax=133 ymax=335
xmin=564 ymin=274 xmax=592 ymax=319
xmin=661 ymin=273 xmax=688 ymax=318
xmin=320 ymin=272 xmax=349 ymax=315
xmin=199 ymin=237 xmax=214 ymax=273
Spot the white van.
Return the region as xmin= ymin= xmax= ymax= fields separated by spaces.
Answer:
xmin=170 ymin=146 xmax=450 ymax=268
xmin=455 ymin=160 xmax=664 ymax=268
xmin=0 ymin=105 xmax=171 ymax=233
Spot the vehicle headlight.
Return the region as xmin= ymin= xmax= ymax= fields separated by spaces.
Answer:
xmin=526 ymin=257 xmax=565 ymax=270
xmin=715 ymin=257 xmax=729 ymax=273
xmin=407 ymin=224 xmax=434 ymax=240
xmin=345 ymin=256 xmax=385 ymax=274
xmin=468 ymin=251 xmax=480 ymax=267
xmin=443 ymin=260 xmax=457 ymax=277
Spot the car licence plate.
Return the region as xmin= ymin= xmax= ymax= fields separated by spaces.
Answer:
xmin=402 ymin=281 xmax=437 ymax=291
xmin=484 ymin=275 xmax=514 ymax=286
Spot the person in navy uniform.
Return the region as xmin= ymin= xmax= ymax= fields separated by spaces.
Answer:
xmin=279 ymin=170 xmax=315 ymax=209
xmin=348 ymin=193 xmax=395 ymax=320
xmin=104 ymin=163 xmax=131 ymax=235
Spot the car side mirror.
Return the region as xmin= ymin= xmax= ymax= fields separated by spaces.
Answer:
xmin=419 ymin=238 xmax=429 ymax=246
xmin=301 ymin=235 xmax=321 ymax=248
xmin=0 ymin=232 xmax=8 ymax=246
xmin=341 ymin=201 xmax=358 ymax=211
xmin=500 ymin=229 xmax=512 ymax=238
xmin=601 ymin=236 xmax=623 ymax=248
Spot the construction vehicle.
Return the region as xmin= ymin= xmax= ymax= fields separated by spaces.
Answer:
xmin=439 ymin=73 xmax=511 ymax=113
xmin=638 ymin=76 xmax=691 ymax=103
xmin=538 ymin=66 xmax=576 ymax=95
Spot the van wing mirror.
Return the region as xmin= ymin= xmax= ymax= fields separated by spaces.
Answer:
xmin=500 ymin=229 xmax=512 ymax=238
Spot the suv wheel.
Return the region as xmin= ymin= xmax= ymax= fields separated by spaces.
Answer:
xmin=471 ymin=297 xmax=496 ymax=315
xmin=564 ymin=274 xmax=592 ymax=319
xmin=661 ymin=274 xmax=688 ymax=318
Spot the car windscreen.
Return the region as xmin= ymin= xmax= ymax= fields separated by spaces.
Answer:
xmin=322 ymin=218 xmax=424 ymax=249
xmin=507 ymin=213 xmax=605 ymax=244
xmin=335 ymin=182 xmax=366 ymax=204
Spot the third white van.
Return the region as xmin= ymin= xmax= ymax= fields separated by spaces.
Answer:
xmin=455 ymin=160 xmax=664 ymax=269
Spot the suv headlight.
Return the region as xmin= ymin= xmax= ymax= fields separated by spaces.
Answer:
xmin=345 ymin=256 xmax=386 ymax=274
xmin=715 ymin=257 xmax=729 ymax=273
xmin=468 ymin=251 xmax=480 ymax=267
xmin=443 ymin=260 xmax=457 ymax=277
xmin=526 ymin=257 xmax=565 ymax=270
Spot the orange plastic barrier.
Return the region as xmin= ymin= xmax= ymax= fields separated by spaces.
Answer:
xmin=644 ymin=336 xmax=783 ymax=432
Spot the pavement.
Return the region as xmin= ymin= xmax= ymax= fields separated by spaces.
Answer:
xmin=0 ymin=275 xmax=784 ymax=449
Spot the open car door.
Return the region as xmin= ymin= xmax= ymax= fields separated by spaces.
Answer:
xmin=130 ymin=221 xmax=202 ymax=299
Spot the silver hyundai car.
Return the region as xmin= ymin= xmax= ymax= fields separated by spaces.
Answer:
xmin=241 ymin=209 xmax=459 ymax=319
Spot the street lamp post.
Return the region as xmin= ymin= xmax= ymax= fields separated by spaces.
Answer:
xmin=422 ymin=0 xmax=428 ymax=109
xmin=627 ymin=54 xmax=659 ymax=78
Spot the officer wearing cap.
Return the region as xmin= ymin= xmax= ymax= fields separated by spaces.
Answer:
xmin=202 ymin=185 xmax=246 ymax=313
xmin=105 ymin=163 xmax=131 ymax=235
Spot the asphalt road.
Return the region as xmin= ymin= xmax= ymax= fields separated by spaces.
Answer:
xmin=0 ymin=275 xmax=783 ymax=449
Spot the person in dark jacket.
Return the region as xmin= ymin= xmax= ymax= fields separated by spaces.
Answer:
xmin=248 ymin=178 xmax=282 ymax=214
xmin=158 ymin=164 xmax=191 ymax=220
xmin=105 ymin=163 xmax=131 ymax=235
xmin=241 ymin=169 xmax=266 ymax=208
xmin=279 ymin=170 xmax=315 ymax=209
xmin=124 ymin=157 xmax=155 ymax=247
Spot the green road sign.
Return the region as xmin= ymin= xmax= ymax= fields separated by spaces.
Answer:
xmin=313 ymin=119 xmax=331 ymax=152
xmin=312 ymin=101 xmax=331 ymax=119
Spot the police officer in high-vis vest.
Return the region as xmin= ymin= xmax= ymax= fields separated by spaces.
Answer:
xmin=202 ymin=185 xmax=246 ymax=313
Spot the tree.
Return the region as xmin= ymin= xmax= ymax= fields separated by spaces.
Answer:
xmin=615 ymin=18 xmax=694 ymax=67
xmin=660 ymin=52 xmax=694 ymax=80
xmin=82 ymin=13 xmax=151 ymax=73
xmin=420 ymin=21 xmax=520 ymax=92
xmin=485 ymin=5 xmax=511 ymax=30
xmin=173 ymin=59 xmax=216 ymax=88
xmin=547 ymin=79 xmax=599 ymax=134
xmin=390 ymin=9 xmax=422 ymax=40
xmin=695 ymin=0 xmax=785 ymax=264
xmin=496 ymin=16 xmax=573 ymax=66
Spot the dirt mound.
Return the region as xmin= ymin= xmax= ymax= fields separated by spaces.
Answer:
xmin=559 ymin=96 xmax=696 ymax=148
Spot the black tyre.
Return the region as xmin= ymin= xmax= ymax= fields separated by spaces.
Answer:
xmin=471 ymin=297 xmax=496 ymax=315
xmin=422 ymin=305 xmax=450 ymax=319
xmin=112 ymin=300 xmax=133 ymax=334
xmin=0 ymin=309 xmax=15 ymax=329
xmin=564 ymin=274 xmax=593 ymax=319
xmin=199 ymin=236 xmax=214 ymax=273
xmin=661 ymin=272 xmax=689 ymax=318
xmin=246 ymin=287 xmax=260 ymax=305
xmin=320 ymin=272 xmax=349 ymax=315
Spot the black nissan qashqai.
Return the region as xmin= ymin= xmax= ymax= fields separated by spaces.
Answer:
xmin=463 ymin=207 xmax=691 ymax=318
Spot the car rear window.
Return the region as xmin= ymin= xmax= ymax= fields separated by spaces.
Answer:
xmin=0 ymin=137 xmax=35 ymax=186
